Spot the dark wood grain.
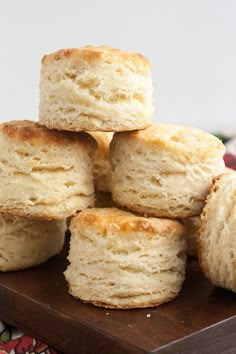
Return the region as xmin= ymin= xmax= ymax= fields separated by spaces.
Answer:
xmin=0 ymin=239 xmax=236 ymax=354
xmin=155 ymin=316 xmax=236 ymax=354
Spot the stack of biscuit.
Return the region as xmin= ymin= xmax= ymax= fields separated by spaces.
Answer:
xmin=37 ymin=45 xmax=227 ymax=309
xmin=1 ymin=45 xmax=231 ymax=308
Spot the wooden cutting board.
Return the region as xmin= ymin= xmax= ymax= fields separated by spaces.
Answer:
xmin=0 ymin=237 xmax=236 ymax=354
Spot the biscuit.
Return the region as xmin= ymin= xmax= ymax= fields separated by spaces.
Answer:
xmin=64 ymin=208 xmax=186 ymax=309
xmin=199 ymin=173 xmax=236 ymax=291
xmin=225 ymin=167 xmax=235 ymax=173
xmin=0 ymin=120 xmax=96 ymax=219
xmin=39 ymin=46 xmax=153 ymax=132
xmin=0 ymin=214 xmax=66 ymax=271
xmin=182 ymin=216 xmax=200 ymax=257
xmin=89 ymin=132 xmax=113 ymax=192
xmin=110 ymin=123 xmax=225 ymax=218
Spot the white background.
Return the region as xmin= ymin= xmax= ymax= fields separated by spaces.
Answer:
xmin=0 ymin=0 xmax=235 ymax=132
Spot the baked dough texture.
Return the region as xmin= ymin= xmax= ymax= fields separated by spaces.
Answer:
xmin=89 ymin=132 xmax=113 ymax=192
xmin=39 ymin=46 xmax=154 ymax=132
xmin=199 ymin=173 xmax=236 ymax=292
xmin=110 ymin=123 xmax=225 ymax=218
xmin=0 ymin=214 xmax=66 ymax=271
xmin=64 ymin=208 xmax=186 ymax=309
xmin=225 ymin=167 xmax=235 ymax=173
xmin=182 ymin=216 xmax=200 ymax=257
xmin=0 ymin=120 xmax=96 ymax=219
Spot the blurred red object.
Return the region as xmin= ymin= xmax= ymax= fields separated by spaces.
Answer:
xmin=224 ymin=153 xmax=236 ymax=170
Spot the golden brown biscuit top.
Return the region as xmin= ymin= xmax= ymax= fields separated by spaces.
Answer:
xmin=0 ymin=120 xmax=97 ymax=150
xmin=113 ymin=123 xmax=225 ymax=159
xmin=41 ymin=45 xmax=151 ymax=68
xmin=71 ymin=207 xmax=185 ymax=238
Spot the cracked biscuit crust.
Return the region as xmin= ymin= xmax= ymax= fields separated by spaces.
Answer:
xmin=1 ymin=120 xmax=96 ymax=151
xmin=41 ymin=46 xmax=151 ymax=69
